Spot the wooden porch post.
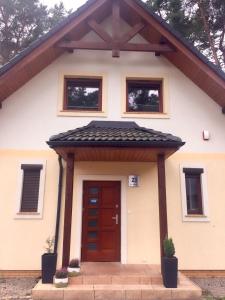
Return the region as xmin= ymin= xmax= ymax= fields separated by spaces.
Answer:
xmin=62 ymin=153 xmax=75 ymax=267
xmin=157 ymin=154 xmax=168 ymax=263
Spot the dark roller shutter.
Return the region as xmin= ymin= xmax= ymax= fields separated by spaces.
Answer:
xmin=183 ymin=168 xmax=204 ymax=175
xmin=20 ymin=164 xmax=43 ymax=212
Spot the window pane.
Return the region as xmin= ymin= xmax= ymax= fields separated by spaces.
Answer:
xmin=87 ymin=243 xmax=97 ymax=250
xmin=89 ymin=187 xmax=99 ymax=194
xmin=127 ymin=81 xmax=161 ymax=112
xmin=89 ymin=209 xmax=98 ymax=216
xmin=185 ymin=174 xmax=203 ymax=214
xmin=89 ymin=198 xmax=98 ymax=205
xmin=88 ymin=231 xmax=98 ymax=239
xmin=65 ymin=78 xmax=101 ymax=110
xmin=88 ymin=220 xmax=98 ymax=227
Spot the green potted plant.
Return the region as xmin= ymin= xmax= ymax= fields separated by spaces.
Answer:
xmin=162 ymin=237 xmax=178 ymax=288
xmin=54 ymin=268 xmax=69 ymax=288
xmin=67 ymin=258 xmax=80 ymax=276
xmin=41 ymin=236 xmax=57 ymax=284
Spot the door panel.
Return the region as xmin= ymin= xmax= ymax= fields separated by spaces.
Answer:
xmin=81 ymin=181 xmax=121 ymax=262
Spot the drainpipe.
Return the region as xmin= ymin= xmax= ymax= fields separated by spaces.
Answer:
xmin=54 ymin=155 xmax=64 ymax=254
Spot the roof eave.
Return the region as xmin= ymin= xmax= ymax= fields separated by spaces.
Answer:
xmin=47 ymin=140 xmax=185 ymax=149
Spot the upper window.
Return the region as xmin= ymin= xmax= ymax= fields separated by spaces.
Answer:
xmin=180 ymin=165 xmax=209 ymax=222
xmin=64 ymin=77 xmax=102 ymax=111
xmin=15 ymin=161 xmax=46 ymax=219
xmin=126 ymin=79 xmax=163 ymax=113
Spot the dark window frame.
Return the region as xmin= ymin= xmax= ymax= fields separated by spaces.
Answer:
xmin=183 ymin=168 xmax=204 ymax=215
xmin=63 ymin=77 xmax=103 ymax=112
xmin=126 ymin=79 xmax=163 ymax=113
xmin=20 ymin=164 xmax=43 ymax=213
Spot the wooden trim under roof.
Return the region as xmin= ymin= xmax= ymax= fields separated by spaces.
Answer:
xmin=0 ymin=0 xmax=225 ymax=109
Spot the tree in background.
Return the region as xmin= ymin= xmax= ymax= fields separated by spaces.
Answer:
xmin=0 ymin=0 xmax=70 ymax=65
xmin=146 ymin=0 xmax=225 ymax=70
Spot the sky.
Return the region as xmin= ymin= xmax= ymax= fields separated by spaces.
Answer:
xmin=41 ymin=0 xmax=87 ymax=10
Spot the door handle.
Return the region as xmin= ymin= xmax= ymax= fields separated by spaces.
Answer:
xmin=112 ymin=214 xmax=119 ymax=225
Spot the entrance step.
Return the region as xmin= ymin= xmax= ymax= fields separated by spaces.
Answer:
xmin=32 ymin=279 xmax=202 ymax=300
xmin=32 ymin=264 xmax=202 ymax=300
xmin=69 ymin=274 xmax=161 ymax=285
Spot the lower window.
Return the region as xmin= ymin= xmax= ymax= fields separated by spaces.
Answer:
xmin=20 ymin=164 xmax=43 ymax=213
xmin=180 ymin=165 xmax=209 ymax=222
xmin=15 ymin=161 xmax=46 ymax=219
xmin=183 ymin=168 xmax=203 ymax=215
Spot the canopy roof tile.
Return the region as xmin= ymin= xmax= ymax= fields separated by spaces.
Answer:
xmin=47 ymin=121 xmax=185 ymax=148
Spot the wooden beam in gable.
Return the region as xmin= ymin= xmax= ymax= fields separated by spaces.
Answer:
xmin=122 ymin=0 xmax=225 ymax=88
xmin=120 ymin=22 xmax=145 ymax=44
xmin=112 ymin=0 xmax=121 ymax=57
xmin=57 ymin=40 xmax=174 ymax=53
xmin=88 ymin=19 xmax=112 ymax=43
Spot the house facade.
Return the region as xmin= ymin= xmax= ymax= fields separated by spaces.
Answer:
xmin=0 ymin=0 xmax=225 ymax=273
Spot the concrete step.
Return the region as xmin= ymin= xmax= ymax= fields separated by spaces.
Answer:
xmin=32 ymin=280 xmax=202 ymax=300
xmin=69 ymin=274 xmax=162 ymax=285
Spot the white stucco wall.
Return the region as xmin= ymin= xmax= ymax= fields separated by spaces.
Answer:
xmin=0 ymin=49 xmax=225 ymax=152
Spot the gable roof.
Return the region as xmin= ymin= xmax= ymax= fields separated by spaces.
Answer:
xmin=0 ymin=0 xmax=225 ymax=108
xmin=47 ymin=120 xmax=184 ymax=148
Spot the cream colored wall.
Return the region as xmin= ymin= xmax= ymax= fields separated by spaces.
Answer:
xmin=167 ymin=153 xmax=225 ymax=270
xmin=1 ymin=150 xmax=225 ymax=270
xmin=0 ymin=151 xmax=161 ymax=269
xmin=0 ymin=150 xmax=59 ymax=270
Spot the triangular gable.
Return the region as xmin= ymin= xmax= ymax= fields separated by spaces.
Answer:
xmin=0 ymin=0 xmax=225 ymax=110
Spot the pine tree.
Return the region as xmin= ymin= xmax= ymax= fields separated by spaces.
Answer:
xmin=0 ymin=0 xmax=70 ymax=65
xmin=146 ymin=0 xmax=225 ymax=70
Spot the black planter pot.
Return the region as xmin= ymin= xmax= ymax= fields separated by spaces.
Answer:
xmin=41 ymin=253 xmax=57 ymax=284
xmin=162 ymin=256 xmax=178 ymax=288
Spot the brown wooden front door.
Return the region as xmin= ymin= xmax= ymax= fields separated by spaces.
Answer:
xmin=81 ymin=181 xmax=121 ymax=262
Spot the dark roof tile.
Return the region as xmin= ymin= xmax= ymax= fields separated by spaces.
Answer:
xmin=47 ymin=121 xmax=185 ymax=148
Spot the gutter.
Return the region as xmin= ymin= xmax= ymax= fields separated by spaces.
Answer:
xmin=54 ymin=155 xmax=64 ymax=254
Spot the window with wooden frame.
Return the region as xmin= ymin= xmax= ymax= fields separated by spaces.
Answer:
xmin=126 ymin=79 xmax=163 ymax=113
xmin=180 ymin=165 xmax=209 ymax=222
xmin=183 ymin=168 xmax=204 ymax=215
xmin=16 ymin=161 xmax=46 ymax=219
xmin=64 ymin=77 xmax=102 ymax=111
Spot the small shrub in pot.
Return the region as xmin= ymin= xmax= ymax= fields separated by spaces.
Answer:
xmin=67 ymin=258 xmax=80 ymax=276
xmin=162 ymin=237 xmax=178 ymax=288
xmin=41 ymin=237 xmax=57 ymax=284
xmin=54 ymin=268 xmax=69 ymax=288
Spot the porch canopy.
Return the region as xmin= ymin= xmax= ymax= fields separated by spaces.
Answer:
xmin=47 ymin=121 xmax=184 ymax=161
xmin=47 ymin=121 xmax=185 ymax=267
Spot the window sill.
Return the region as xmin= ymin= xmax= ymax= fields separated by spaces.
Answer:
xmin=121 ymin=112 xmax=170 ymax=119
xmin=58 ymin=110 xmax=107 ymax=118
xmin=182 ymin=214 xmax=210 ymax=222
xmin=14 ymin=212 xmax=43 ymax=220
